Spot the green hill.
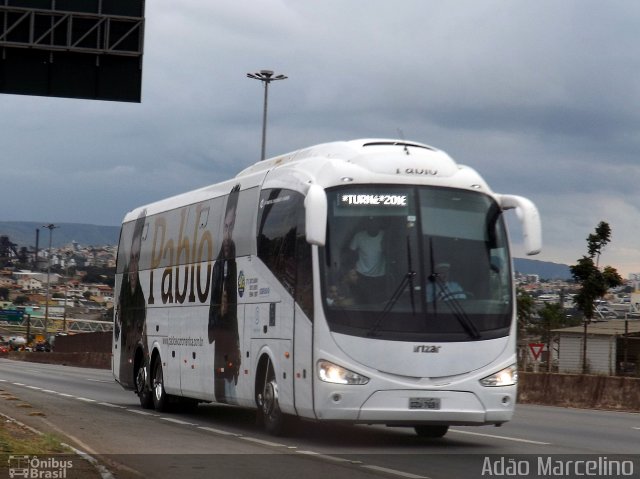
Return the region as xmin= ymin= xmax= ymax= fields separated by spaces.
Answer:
xmin=0 ymin=221 xmax=119 ymax=248
xmin=513 ymin=258 xmax=572 ymax=280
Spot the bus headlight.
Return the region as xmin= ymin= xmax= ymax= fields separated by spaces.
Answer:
xmin=480 ymin=364 xmax=518 ymax=387
xmin=317 ymin=360 xmax=369 ymax=385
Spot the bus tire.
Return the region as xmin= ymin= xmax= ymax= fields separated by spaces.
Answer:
xmin=259 ymin=363 xmax=284 ymax=436
xmin=151 ymin=357 xmax=169 ymax=412
xmin=135 ymin=361 xmax=153 ymax=409
xmin=414 ymin=425 xmax=449 ymax=438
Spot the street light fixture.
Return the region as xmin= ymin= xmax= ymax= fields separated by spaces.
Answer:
xmin=42 ymin=223 xmax=58 ymax=337
xmin=246 ymin=69 xmax=288 ymax=161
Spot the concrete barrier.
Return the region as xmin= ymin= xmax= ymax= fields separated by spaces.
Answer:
xmin=518 ymin=372 xmax=640 ymax=411
xmin=5 ymin=351 xmax=111 ymax=370
xmin=54 ymin=331 xmax=111 ymax=353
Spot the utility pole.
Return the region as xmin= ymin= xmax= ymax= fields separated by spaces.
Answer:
xmin=42 ymin=224 xmax=57 ymax=337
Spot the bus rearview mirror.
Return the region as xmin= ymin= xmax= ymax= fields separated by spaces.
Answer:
xmin=499 ymin=194 xmax=542 ymax=256
xmin=305 ymin=184 xmax=327 ymax=246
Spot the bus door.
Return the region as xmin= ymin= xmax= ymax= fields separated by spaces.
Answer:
xmin=292 ymin=220 xmax=314 ymax=418
xmin=256 ymin=188 xmax=313 ymax=416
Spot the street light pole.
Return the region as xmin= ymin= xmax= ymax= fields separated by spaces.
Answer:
xmin=246 ymin=70 xmax=288 ymax=161
xmin=42 ymin=224 xmax=58 ymax=337
xmin=63 ymin=251 xmax=71 ymax=333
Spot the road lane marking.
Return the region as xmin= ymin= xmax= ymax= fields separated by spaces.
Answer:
xmin=62 ymin=443 xmax=115 ymax=479
xmin=26 ymin=386 xmax=42 ymax=390
xmin=160 ymin=417 xmax=197 ymax=426
xmin=77 ymin=397 xmax=97 ymax=403
xmin=86 ymin=379 xmax=114 ymax=384
xmin=197 ymin=426 xmax=241 ymax=436
xmin=58 ymin=393 xmax=74 ymax=397
xmin=42 ymin=389 xmax=58 ymax=394
xmin=361 ymin=464 xmax=430 ymax=479
xmin=449 ymin=428 xmax=551 ymax=445
xmin=98 ymin=402 xmax=126 ymax=409
xmin=295 ymin=450 xmax=360 ymax=464
xmin=127 ymin=409 xmax=156 ymax=416
xmin=239 ymin=436 xmax=287 ymax=447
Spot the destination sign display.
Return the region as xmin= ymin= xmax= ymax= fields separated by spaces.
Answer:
xmin=339 ymin=194 xmax=407 ymax=207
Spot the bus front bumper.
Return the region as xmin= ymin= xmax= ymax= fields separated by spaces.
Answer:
xmin=314 ymin=388 xmax=515 ymax=426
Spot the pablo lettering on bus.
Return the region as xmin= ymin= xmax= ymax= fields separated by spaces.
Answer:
xmin=396 ymin=168 xmax=438 ymax=176
xmin=147 ymin=204 xmax=213 ymax=305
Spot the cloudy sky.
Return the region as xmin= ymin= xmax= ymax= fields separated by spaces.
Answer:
xmin=1 ymin=0 xmax=639 ymax=276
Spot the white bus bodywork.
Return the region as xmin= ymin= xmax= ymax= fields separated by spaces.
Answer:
xmin=113 ymin=139 xmax=541 ymax=437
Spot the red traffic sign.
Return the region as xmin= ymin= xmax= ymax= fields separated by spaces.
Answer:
xmin=528 ymin=343 xmax=545 ymax=361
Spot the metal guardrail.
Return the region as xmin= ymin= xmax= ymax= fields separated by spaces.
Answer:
xmin=6 ymin=317 xmax=113 ymax=333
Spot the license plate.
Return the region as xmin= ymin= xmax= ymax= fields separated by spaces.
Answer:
xmin=409 ymin=397 xmax=441 ymax=410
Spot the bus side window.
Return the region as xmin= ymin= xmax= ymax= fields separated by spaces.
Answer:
xmin=257 ymin=189 xmax=312 ymax=318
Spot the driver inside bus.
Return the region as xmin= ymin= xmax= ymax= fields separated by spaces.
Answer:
xmin=426 ymin=262 xmax=467 ymax=302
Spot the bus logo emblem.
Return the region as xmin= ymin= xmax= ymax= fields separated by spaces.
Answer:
xmin=238 ymin=271 xmax=245 ymax=298
xmin=413 ymin=345 xmax=441 ymax=353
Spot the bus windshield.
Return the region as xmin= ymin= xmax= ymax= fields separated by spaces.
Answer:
xmin=320 ymin=185 xmax=512 ymax=342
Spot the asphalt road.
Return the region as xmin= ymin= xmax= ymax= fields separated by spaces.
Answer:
xmin=0 ymin=358 xmax=638 ymax=479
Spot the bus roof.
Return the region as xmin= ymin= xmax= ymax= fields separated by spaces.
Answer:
xmin=122 ymin=138 xmax=491 ymax=224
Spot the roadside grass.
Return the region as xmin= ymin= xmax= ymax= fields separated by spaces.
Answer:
xmin=0 ymin=419 xmax=71 ymax=455
xmin=0 ymin=388 xmax=70 ymax=455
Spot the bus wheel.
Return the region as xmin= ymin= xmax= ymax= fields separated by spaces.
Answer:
xmin=152 ymin=358 xmax=169 ymax=412
xmin=414 ymin=425 xmax=449 ymax=438
xmin=135 ymin=363 xmax=153 ymax=409
xmin=259 ymin=364 xmax=284 ymax=435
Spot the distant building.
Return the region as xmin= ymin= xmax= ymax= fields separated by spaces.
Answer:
xmin=553 ymin=320 xmax=640 ymax=375
xmin=14 ymin=271 xmax=60 ymax=288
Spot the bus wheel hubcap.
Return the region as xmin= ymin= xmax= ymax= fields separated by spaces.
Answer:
xmin=263 ymin=381 xmax=276 ymax=416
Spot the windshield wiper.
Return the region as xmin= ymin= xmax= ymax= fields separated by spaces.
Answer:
xmin=427 ymin=237 xmax=481 ymax=340
xmin=429 ymin=274 xmax=481 ymax=340
xmin=367 ymin=271 xmax=415 ymax=337
xmin=367 ymin=236 xmax=416 ymax=337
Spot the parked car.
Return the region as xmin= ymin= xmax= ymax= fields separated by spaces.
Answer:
xmin=34 ymin=341 xmax=51 ymax=352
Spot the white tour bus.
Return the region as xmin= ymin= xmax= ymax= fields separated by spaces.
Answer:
xmin=112 ymin=139 xmax=541 ymax=437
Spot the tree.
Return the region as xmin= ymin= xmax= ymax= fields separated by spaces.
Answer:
xmin=570 ymin=221 xmax=623 ymax=373
xmin=517 ymin=288 xmax=535 ymax=335
xmin=570 ymin=222 xmax=623 ymax=321
xmin=516 ymin=288 xmax=535 ymax=369
xmin=535 ymin=303 xmax=565 ymax=372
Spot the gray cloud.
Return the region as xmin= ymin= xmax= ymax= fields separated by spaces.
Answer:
xmin=1 ymin=0 xmax=639 ymax=274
